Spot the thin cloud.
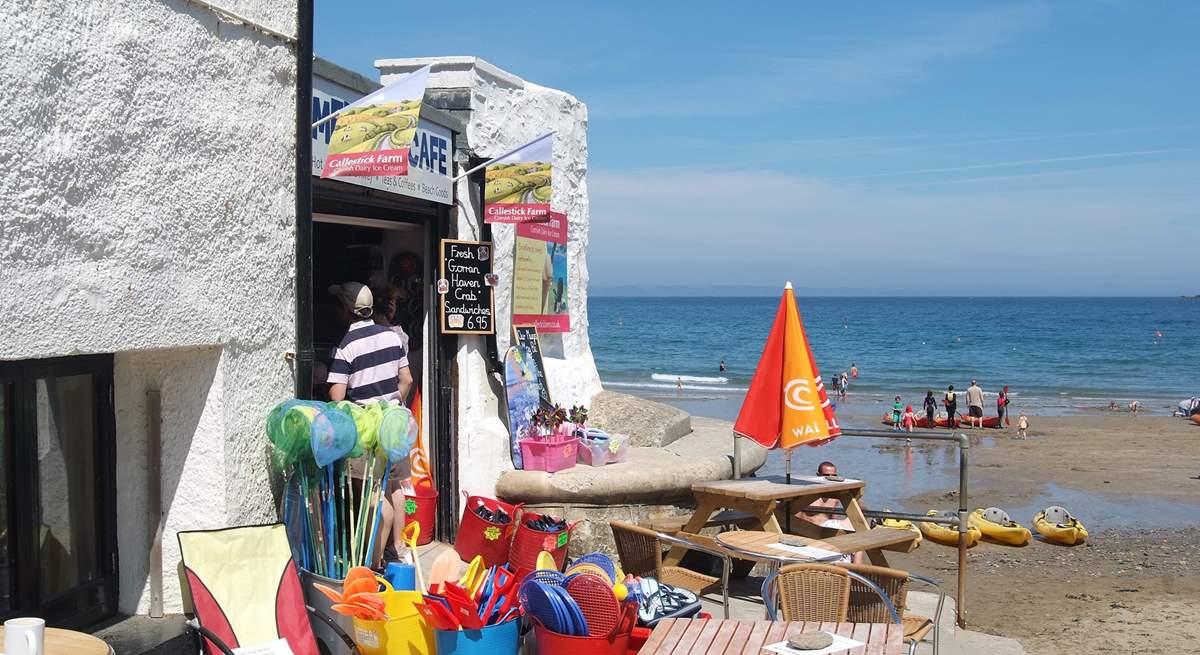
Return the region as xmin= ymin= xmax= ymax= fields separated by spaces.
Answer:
xmin=833 ymin=147 xmax=1200 ymax=181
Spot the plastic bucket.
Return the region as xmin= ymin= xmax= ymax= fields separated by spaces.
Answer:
xmin=509 ymin=514 xmax=574 ymax=573
xmin=433 ymin=614 xmax=520 ymax=654
xmin=301 ymin=569 xmax=355 ymax=655
xmin=404 ymin=484 xmax=438 ymax=546
xmin=532 ymin=604 xmax=635 ymax=655
xmin=350 ymin=579 xmax=435 ymax=655
xmin=455 ymin=494 xmax=521 ymax=568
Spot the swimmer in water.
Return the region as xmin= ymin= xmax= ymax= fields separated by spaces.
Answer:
xmin=850 ymin=363 xmax=858 ymax=379
xmin=719 ymin=359 xmax=726 ymax=372
xmin=676 ymin=377 xmax=683 ymax=393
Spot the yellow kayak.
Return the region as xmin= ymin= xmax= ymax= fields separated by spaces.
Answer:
xmin=878 ymin=514 xmax=922 ymax=548
xmin=918 ymin=511 xmax=980 ymax=548
xmin=1034 ymin=507 xmax=1088 ymax=545
xmin=969 ymin=508 xmax=1031 ymax=546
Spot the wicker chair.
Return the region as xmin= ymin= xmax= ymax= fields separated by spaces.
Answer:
xmin=766 ymin=563 xmax=851 ymax=622
xmin=843 ymin=563 xmax=944 ymax=655
xmin=609 ymin=520 xmax=731 ymax=618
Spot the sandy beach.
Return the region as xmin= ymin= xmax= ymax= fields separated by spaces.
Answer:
xmin=883 ymin=415 xmax=1200 ymax=654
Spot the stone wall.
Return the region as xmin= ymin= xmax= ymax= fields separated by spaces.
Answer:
xmin=1 ymin=0 xmax=299 ymax=613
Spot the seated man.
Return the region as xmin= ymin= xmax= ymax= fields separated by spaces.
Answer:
xmin=796 ymin=461 xmax=865 ymax=564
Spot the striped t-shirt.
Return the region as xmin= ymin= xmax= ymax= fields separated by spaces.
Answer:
xmin=326 ymin=320 xmax=407 ymax=404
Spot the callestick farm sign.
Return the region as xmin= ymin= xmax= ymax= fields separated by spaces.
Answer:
xmin=439 ymin=239 xmax=495 ymax=335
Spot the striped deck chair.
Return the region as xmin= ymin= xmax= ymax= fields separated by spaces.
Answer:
xmin=178 ymin=523 xmax=357 ymax=655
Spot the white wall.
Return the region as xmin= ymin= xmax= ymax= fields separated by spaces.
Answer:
xmin=376 ymin=58 xmax=603 ymax=496
xmin=0 ymin=0 xmax=299 ymax=613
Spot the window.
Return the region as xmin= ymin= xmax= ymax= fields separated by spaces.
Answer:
xmin=0 ymin=355 xmax=116 ymax=628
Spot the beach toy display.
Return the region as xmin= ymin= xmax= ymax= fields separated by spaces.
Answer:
xmin=519 ymin=551 xmax=638 ymax=654
xmin=414 ymin=564 xmax=523 ymax=654
xmin=577 ymin=428 xmax=629 ymax=467
xmin=1034 ymin=506 xmax=1089 ymax=545
xmin=919 ymin=510 xmax=981 ymax=548
xmin=456 ymin=493 xmax=522 ymax=568
xmin=970 ymin=507 xmax=1032 ymax=546
xmin=518 ymin=404 xmax=580 ymax=473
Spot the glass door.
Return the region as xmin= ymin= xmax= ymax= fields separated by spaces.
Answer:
xmin=1 ymin=356 xmax=115 ymax=629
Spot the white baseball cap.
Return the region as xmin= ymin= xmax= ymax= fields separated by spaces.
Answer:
xmin=329 ymin=282 xmax=373 ymax=318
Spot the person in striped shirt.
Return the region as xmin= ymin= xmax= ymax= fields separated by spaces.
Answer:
xmin=326 ymin=282 xmax=409 ymax=405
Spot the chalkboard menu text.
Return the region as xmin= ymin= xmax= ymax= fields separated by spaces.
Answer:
xmin=439 ymin=239 xmax=495 ymax=334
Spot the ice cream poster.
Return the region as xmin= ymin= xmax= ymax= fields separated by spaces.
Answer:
xmin=483 ymin=133 xmax=554 ymax=224
xmin=320 ymin=66 xmax=430 ymax=178
xmin=512 ymin=214 xmax=570 ymax=332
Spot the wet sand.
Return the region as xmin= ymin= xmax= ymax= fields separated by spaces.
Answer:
xmin=885 ymin=416 xmax=1200 ymax=654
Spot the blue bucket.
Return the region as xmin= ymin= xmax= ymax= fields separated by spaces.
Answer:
xmin=433 ymin=615 xmax=520 ymax=654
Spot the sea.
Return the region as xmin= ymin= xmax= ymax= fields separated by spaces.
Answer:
xmin=589 ymin=296 xmax=1198 ymax=422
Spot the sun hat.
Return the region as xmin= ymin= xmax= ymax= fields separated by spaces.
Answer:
xmin=1043 ymin=505 xmax=1071 ymax=525
xmin=329 ymin=282 xmax=373 ymax=318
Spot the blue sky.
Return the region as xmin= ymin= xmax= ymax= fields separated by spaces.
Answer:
xmin=316 ymin=2 xmax=1200 ymax=295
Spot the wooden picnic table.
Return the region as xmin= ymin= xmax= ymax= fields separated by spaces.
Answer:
xmin=716 ymin=529 xmax=919 ymax=564
xmin=639 ymin=618 xmax=903 ymax=654
xmin=663 ymin=476 xmax=914 ymax=568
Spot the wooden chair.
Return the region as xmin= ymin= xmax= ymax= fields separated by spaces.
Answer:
xmin=766 ymin=563 xmax=851 ymax=622
xmin=609 ymin=520 xmax=731 ymax=618
xmin=843 ymin=563 xmax=944 ymax=655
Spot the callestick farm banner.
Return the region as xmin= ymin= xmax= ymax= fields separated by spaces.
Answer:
xmin=483 ymin=133 xmax=554 ymax=224
xmin=320 ymin=66 xmax=430 ymax=178
xmin=512 ymin=215 xmax=570 ymax=332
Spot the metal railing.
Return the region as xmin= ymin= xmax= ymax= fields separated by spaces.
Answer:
xmin=734 ymin=427 xmax=971 ymax=628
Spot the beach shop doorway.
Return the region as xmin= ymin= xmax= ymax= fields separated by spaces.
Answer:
xmin=307 ymin=195 xmax=457 ymax=541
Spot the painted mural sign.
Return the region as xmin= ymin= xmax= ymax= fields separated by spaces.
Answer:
xmin=320 ymin=66 xmax=429 ymax=178
xmin=439 ymin=239 xmax=495 ymax=335
xmin=312 ymin=74 xmax=452 ymax=204
xmin=512 ymin=215 xmax=570 ymax=333
xmin=483 ymin=133 xmax=554 ymax=224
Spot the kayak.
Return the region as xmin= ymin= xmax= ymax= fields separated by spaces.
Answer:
xmin=918 ymin=511 xmax=980 ymax=548
xmin=878 ymin=514 xmax=922 ymax=548
xmin=969 ymin=509 xmax=1031 ymax=546
xmin=880 ymin=413 xmax=960 ymax=428
xmin=1034 ymin=510 xmax=1089 ymax=546
xmin=960 ymin=415 xmax=1002 ymax=428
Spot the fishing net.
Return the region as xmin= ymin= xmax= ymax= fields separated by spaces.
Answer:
xmin=378 ymin=404 xmax=418 ymax=461
xmin=266 ymin=399 xmax=325 ymax=471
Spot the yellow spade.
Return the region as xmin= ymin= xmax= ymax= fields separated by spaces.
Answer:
xmin=459 ymin=555 xmax=486 ymax=596
xmin=536 ymin=551 xmax=557 ymax=571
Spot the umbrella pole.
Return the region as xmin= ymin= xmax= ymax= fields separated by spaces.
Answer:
xmin=785 ymin=450 xmax=793 ymax=532
xmin=733 ymin=434 xmax=742 ymax=479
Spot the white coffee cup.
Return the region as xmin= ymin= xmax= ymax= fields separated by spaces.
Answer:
xmin=4 ymin=617 xmax=45 ymax=655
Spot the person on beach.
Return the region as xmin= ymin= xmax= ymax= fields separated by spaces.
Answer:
xmin=923 ymin=390 xmax=937 ymax=428
xmin=944 ymin=385 xmax=958 ymax=428
xmin=676 ymin=377 xmax=683 ymax=393
xmin=840 ymin=371 xmax=849 ymax=399
xmin=1129 ymin=400 xmax=1140 ymax=414
xmin=1017 ymin=411 xmax=1029 ymax=439
xmin=902 ymin=404 xmax=917 ymax=434
xmin=997 ymin=385 xmax=1011 ymax=427
xmin=850 ymin=363 xmax=858 ymax=379
xmin=891 ymin=396 xmax=904 ymax=431
xmin=966 ymin=379 xmax=985 ymax=429
xmin=799 ymin=462 xmax=864 ymax=564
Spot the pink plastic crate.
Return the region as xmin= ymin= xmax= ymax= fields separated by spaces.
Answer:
xmin=519 ymin=436 xmax=580 ymax=473
xmin=578 ymin=434 xmax=628 ymax=466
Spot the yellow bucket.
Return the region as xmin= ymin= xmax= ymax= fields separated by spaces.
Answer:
xmin=351 ymin=577 xmax=435 ymax=655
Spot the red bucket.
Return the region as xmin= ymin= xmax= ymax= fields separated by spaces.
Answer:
xmin=532 ymin=603 xmax=635 ymax=655
xmin=455 ymin=493 xmax=521 ymax=568
xmin=509 ymin=513 xmax=576 ymax=574
xmin=404 ymin=484 xmax=438 ymax=546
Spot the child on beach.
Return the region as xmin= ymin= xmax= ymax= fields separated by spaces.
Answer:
xmin=902 ymin=404 xmax=917 ymax=434
xmin=1017 ymin=412 xmax=1028 ymax=439
xmin=891 ymin=396 xmax=904 ymax=431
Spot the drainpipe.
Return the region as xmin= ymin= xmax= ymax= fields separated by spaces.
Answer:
xmin=294 ymin=0 xmax=314 ymax=398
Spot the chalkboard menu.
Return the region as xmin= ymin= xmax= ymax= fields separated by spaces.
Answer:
xmin=439 ymin=239 xmax=495 ymax=334
xmin=513 ymin=324 xmax=551 ymax=405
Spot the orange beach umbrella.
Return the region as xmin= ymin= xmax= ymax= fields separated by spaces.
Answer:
xmin=734 ymin=282 xmax=841 ymax=449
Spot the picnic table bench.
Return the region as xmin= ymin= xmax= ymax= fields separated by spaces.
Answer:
xmin=639 ymin=618 xmax=903 ymax=654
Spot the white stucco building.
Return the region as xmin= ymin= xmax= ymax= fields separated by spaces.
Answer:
xmin=1 ymin=0 xmax=599 ymax=629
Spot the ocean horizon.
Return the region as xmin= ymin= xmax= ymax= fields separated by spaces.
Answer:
xmin=588 ymin=295 xmax=1198 ymax=418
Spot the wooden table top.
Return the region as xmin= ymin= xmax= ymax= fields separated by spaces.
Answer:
xmin=640 ymin=618 xmax=903 ymax=654
xmin=716 ymin=529 xmax=917 ymax=561
xmin=0 ymin=626 xmax=113 ymax=655
xmin=693 ymin=476 xmax=864 ymax=501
